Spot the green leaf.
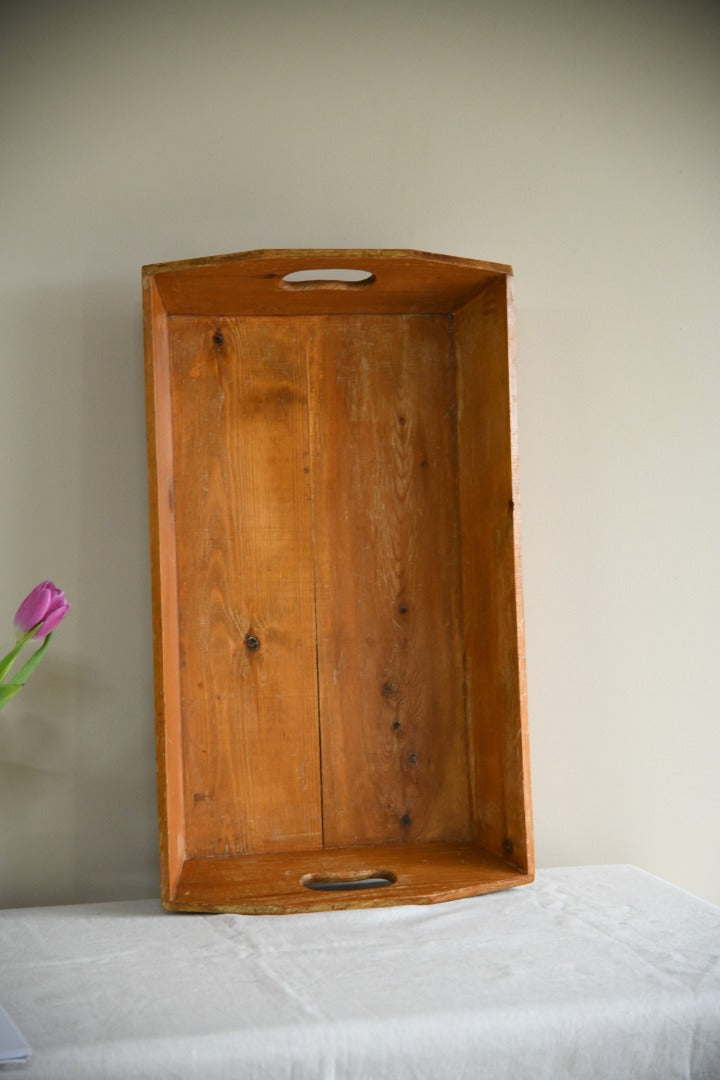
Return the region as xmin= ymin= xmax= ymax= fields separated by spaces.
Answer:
xmin=5 ymin=632 xmax=53 ymax=688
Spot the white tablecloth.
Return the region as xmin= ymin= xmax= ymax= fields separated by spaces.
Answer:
xmin=2 ymin=865 xmax=719 ymax=1079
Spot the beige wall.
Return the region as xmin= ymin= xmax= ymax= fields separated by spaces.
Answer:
xmin=1 ymin=0 xmax=718 ymax=907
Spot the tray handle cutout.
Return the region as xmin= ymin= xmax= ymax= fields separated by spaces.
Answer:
xmin=301 ymin=870 xmax=396 ymax=892
xmin=281 ymin=268 xmax=375 ymax=289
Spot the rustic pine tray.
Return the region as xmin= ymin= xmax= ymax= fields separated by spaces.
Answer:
xmin=143 ymin=249 xmax=533 ymax=913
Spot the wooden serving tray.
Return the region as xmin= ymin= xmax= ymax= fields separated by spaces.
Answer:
xmin=143 ymin=249 xmax=533 ymax=913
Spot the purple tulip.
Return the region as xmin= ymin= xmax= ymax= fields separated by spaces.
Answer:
xmin=14 ymin=581 xmax=70 ymax=639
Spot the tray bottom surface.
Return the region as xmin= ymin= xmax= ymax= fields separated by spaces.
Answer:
xmin=169 ymin=841 xmax=532 ymax=914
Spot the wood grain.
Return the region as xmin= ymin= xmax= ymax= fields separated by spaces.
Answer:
xmin=308 ymin=315 xmax=471 ymax=847
xmin=168 ymin=316 xmax=323 ymax=857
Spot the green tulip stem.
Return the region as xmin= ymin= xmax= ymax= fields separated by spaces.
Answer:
xmin=5 ymin=632 xmax=54 ymax=688
xmin=0 ymin=628 xmax=38 ymax=683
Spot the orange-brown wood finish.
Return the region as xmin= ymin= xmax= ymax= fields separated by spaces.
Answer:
xmin=143 ymin=249 xmax=533 ymax=913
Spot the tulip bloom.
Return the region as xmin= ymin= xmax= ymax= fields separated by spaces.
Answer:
xmin=14 ymin=580 xmax=70 ymax=639
xmin=0 ymin=581 xmax=70 ymax=710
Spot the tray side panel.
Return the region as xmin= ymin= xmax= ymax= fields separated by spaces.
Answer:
xmin=168 ymin=316 xmax=323 ymax=858
xmin=308 ymin=315 xmax=472 ymax=847
xmin=147 ymin=250 xmax=510 ymax=317
xmin=171 ymin=843 xmax=532 ymax=914
xmin=455 ymin=278 xmax=533 ymax=873
xmin=144 ymin=279 xmax=186 ymax=901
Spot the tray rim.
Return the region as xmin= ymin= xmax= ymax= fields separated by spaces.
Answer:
xmin=142 ymin=247 xmax=513 ymax=279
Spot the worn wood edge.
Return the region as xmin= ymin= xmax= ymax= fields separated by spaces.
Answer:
xmin=161 ymin=875 xmax=535 ymax=915
xmin=505 ymin=273 xmax=535 ymax=877
xmin=142 ymin=248 xmax=513 ymax=279
xmin=143 ymin=275 xmax=185 ymax=904
xmin=142 ymin=274 xmax=169 ymax=903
